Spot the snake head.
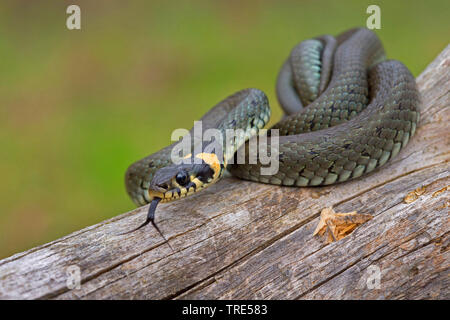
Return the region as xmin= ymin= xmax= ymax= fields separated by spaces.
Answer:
xmin=124 ymin=155 xmax=223 ymax=248
xmin=148 ymin=152 xmax=224 ymax=203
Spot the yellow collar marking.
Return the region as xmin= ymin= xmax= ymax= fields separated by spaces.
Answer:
xmin=195 ymin=152 xmax=222 ymax=180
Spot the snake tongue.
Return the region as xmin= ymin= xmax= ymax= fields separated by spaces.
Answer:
xmin=121 ymin=198 xmax=161 ymax=233
xmin=120 ymin=198 xmax=173 ymax=251
xmin=147 ymin=197 xmax=161 ymax=221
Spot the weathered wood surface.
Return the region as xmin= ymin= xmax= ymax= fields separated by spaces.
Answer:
xmin=0 ymin=46 xmax=449 ymax=300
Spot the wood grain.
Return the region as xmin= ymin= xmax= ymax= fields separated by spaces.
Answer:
xmin=0 ymin=45 xmax=449 ymax=300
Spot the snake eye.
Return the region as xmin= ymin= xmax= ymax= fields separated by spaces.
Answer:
xmin=175 ymin=171 xmax=189 ymax=186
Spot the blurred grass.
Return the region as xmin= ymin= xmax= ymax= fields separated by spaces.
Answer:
xmin=0 ymin=0 xmax=448 ymax=259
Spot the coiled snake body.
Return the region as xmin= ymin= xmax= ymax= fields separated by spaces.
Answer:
xmin=124 ymin=28 xmax=420 ymax=237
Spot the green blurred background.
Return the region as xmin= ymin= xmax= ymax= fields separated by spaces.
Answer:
xmin=0 ymin=0 xmax=448 ymax=259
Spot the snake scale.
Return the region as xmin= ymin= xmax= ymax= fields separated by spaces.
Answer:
xmin=124 ymin=27 xmax=420 ymax=237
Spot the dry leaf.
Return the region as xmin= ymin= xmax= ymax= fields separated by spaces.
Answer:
xmin=313 ymin=207 xmax=373 ymax=243
xmin=404 ymin=186 xmax=427 ymax=203
xmin=432 ymin=185 xmax=449 ymax=197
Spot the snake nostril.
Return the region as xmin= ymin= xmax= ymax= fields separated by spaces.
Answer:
xmin=157 ymin=183 xmax=168 ymax=190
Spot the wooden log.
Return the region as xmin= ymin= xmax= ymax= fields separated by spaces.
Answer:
xmin=0 ymin=45 xmax=449 ymax=300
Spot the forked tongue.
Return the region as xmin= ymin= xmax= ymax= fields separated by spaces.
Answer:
xmin=120 ymin=197 xmax=173 ymax=251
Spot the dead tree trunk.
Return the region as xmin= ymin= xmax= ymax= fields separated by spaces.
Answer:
xmin=0 ymin=45 xmax=449 ymax=300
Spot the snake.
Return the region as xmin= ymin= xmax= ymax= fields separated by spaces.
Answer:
xmin=124 ymin=27 xmax=420 ymax=242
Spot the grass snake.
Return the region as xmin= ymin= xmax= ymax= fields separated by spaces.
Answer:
xmin=124 ymin=27 xmax=420 ymax=239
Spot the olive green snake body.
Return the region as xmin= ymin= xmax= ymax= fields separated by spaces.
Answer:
xmin=124 ymin=28 xmax=420 ymax=232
